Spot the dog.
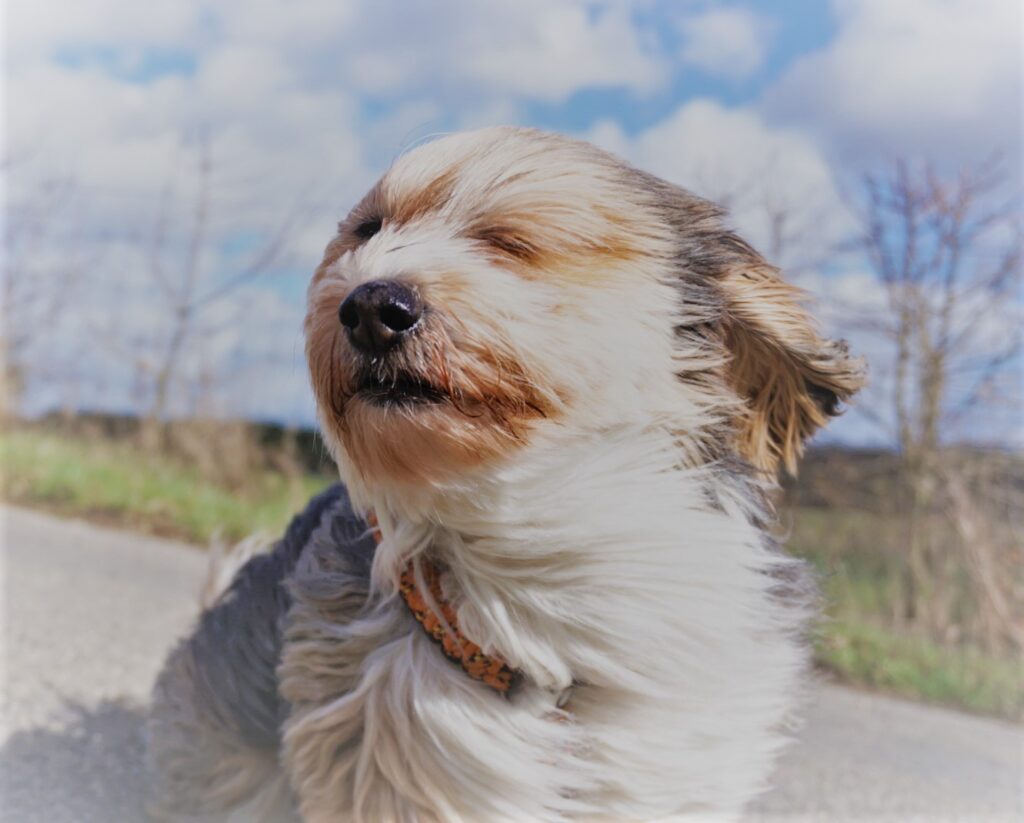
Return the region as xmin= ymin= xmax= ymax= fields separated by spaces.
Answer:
xmin=146 ymin=126 xmax=863 ymax=822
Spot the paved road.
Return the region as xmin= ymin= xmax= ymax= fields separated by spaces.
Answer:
xmin=1 ymin=506 xmax=1021 ymax=822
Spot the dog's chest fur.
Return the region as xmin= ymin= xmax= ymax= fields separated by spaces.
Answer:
xmin=278 ymin=426 xmax=808 ymax=822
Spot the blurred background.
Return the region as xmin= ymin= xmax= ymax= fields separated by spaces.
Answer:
xmin=3 ymin=0 xmax=1021 ymax=730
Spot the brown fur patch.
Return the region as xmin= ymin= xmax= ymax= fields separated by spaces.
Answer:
xmin=468 ymin=208 xmax=648 ymax=284
xmin=717 ymin=255 xmax=865 ymax=474
xmin=470 ymin=219 xmax=545 ymax=266
xmin=311 ymin=172 xmax=456 ymax=279
xmin=322 ymin=184 xmax=388 ymax=260
xmin=383 ymin=169 xmax=458 ymax=226
xmin=641 ymin=170 xmax=864 ymax=476
xmin=316 ymin=169 xmax=456 ymax=269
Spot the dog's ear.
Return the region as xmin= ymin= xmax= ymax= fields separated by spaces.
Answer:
xmin=710 ymin=236 xmax=865 ymax=475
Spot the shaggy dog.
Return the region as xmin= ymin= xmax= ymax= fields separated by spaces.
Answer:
xmin=147 ymin=127 xmax=863 ymax=822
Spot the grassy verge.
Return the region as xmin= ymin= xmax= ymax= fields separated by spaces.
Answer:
xmin=1 ymin=427 xmax=331 ymax=544
xmin=814 ymin=619 xmax=1022 ymax=719
xmin=2 ymin=426 xmax=1020 ymax=719
xmin=788 ymin=506 xmax=1022 ymax=720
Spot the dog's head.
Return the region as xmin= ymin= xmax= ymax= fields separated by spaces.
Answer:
xmin=306 ymin=127 xmax=863 ymax=492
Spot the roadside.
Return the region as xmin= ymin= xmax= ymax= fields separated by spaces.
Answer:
xmin=1 ymin=426 xmax=331 ymax=544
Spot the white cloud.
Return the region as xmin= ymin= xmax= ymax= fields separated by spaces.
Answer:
xmin=232 ymin=1 xmax=667 ymax=103
xmin=7 ymin=0 xmax=200 ymax=65
xmin=588 ymin=99 xmax=852 ymax=274
xmin=764 ymin=0 xmax=1022 ymax=165
xmin=677 ymin=7 xmax=774 ymax=80
xmin=11 ymin=0 xmax=670 ymax=102
xmin=455 ymin=3 xmax=665 ymax=101
xmin=6 ymin=0 xmax=676 ymax=282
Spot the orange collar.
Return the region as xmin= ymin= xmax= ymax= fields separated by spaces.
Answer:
xmin=367 ymin=512 xmax=520 ymax=696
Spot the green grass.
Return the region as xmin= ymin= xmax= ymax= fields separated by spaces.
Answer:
xmin=814 ymin=619 xmax=1023 ymax=719
xmin=0 ymin=428 xmax=332 ymax=544
xmin=786 ymin=506 xmax=908 ymax=621
xmin=2 ymin=426 xmax=1020 ymax=719
xmin=787 ymin=505 xmax=1023 ymax=720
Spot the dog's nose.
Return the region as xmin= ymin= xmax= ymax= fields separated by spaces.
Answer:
xmin=338 ymin=280 xmax=423 ymax=355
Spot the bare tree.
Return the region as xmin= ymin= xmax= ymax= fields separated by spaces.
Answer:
xmin=130 ymin=131 xmax=299 ymax=444
xmin=1 ymin=169 xmax=85 ymax=418
xmin=851 ymin=157 xmax=1022 ymax=646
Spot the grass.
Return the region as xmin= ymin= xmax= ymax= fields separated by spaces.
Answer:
xmin=2 ymin=425 xmax=1020 ymax=720
xmin=815 ymin=619 xmax=1022 ymax=719
xmin=787 ymin=506 xmax=1023 ymax=720
xmin=0 ymin=427 xmax=332 ymax=544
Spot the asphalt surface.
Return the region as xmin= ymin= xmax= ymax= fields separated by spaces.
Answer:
xmin=1 ymin=505 xmax=1021 ymax=822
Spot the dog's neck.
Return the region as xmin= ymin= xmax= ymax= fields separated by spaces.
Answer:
xmin=344 ymin=422 xmax=767 ymax=697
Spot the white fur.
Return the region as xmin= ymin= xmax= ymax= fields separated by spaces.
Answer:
xmin=283 ymin=420 xmax=806 ymax=822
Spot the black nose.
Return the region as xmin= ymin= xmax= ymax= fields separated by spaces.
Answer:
xmin=338 ymin=280 xmax=423 ymax=355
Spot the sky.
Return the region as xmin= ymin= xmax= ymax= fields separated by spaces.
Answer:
xmin=5 ymin=0 xmax=1022 ymax=445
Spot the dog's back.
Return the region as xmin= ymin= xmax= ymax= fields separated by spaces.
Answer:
xmin=146 ymin=484 xmax=374 ymax=821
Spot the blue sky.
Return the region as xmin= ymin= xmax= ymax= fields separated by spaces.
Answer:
xmin=7 ymin=0 xmax=1022 ymax=445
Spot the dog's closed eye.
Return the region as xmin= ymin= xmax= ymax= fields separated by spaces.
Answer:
xmin=354 ymin=217 xmax=384 ymax=240
xmin=472 ymin=224 xmax=541 ymax=264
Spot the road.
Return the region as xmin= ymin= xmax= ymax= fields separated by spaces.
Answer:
xmin=1 ymin=505 xmax=1021 ymax=822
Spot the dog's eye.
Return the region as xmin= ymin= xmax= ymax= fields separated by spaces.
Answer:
xmin=474 ymin=226 xmax=540 ymax=263
xmin=354 ymin=217 xmax=384 ymax=240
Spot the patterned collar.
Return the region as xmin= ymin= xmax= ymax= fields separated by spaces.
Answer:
xmin=367 ymin=512 xmax=520 ymax=696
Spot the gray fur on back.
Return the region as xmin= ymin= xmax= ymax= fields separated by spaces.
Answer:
xmin=186 ymin=483 xmax=374 ymax=746
xmin=146 ymin=483 xmax=376 ymax=821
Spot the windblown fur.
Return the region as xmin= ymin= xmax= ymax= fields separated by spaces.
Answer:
xmin=147 ymin=127 xmax=864 ymax=822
